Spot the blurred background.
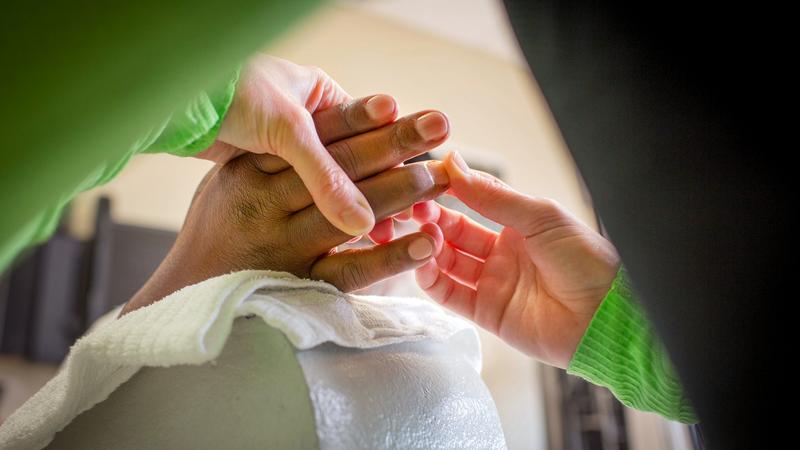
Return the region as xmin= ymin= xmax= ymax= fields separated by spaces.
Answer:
xmin=0 ymin=1 xmax=696 ymax=449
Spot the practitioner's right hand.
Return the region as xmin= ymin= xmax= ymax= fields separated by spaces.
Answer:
xmin=414 ymin=152 xmax=621 ymax=369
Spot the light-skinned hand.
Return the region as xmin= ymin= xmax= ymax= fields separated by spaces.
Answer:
xmin=415 ymin=152 xmax=620 ymax=368
xmin=196 ymin=55 xmax=450 ymax=237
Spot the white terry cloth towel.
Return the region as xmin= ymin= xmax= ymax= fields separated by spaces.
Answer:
xmin=0 ymin=270 xmax=503 ymax=449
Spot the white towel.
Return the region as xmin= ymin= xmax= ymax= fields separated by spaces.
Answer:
xmin=0 ymin=270 xmax=479 ymax=450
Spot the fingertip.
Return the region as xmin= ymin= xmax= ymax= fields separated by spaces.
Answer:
xmin=419 ymin=222 xmax=444 ymax=256
xmin=408 ymin=235 xmax=434 ymax=261
xmin=444 ymin=151 xmax=471 ymax=188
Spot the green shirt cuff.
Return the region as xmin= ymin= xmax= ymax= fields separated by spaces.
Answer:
xmin=142 ymin=68 xmax=240 ymax=157
xmin=567 ymin=268 xmax=698 ymax=423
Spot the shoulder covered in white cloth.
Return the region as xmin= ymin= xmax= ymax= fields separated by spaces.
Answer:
xmin=0 ymin=270 xmax=485 ymax=450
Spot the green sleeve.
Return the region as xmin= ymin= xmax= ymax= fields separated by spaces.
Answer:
xmin=1 ymin=1 xmax=322 ymax=276
xmin=142 ymin=69 xmax=240 ymax=157
xmin=0 ymin=70 xmax=238 ymax=272
xmin=567 ymin=268 xmax=698 ymax=423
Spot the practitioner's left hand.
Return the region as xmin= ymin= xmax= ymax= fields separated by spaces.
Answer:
xmin=198 ymin=55 xmax=407 ymax=238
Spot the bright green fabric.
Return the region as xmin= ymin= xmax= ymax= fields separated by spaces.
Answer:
xmin=568 ymin=269 xmax=698 ymax=423
xmin=0 ymin=0 xmax=322 ymax=273
xmin=0 ymin=70 xmax=238 ymax=272
xmin=143 ymin=69 xmax=241 ymax=157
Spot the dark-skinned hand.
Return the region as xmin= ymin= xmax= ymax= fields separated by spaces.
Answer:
xmin=122 ymin=96 xmax=450 ymax=314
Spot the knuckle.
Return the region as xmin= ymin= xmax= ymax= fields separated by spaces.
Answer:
xmin=381 ymin=246 xmax=407 ymax=274
xmin=337 ymin=261 xmax=369 ymax=292
xmin=538 ymin=197 xmax=563 ymax=214
xmin=389 ymin=117 xmax=420 ymax=154
xmin=231 ymin=187 xmax=273 ymax=225
xmin=531 ymin=197 xmax=563 ymax=221
xmin=341 ymin=100 xmax=359 ymax=132
xmin=216 ymin=164 xmax=283 ymax=226
xmin=328 ymin=139 xmax=361 ymax=179
xmin=266 ymin=177 xmax=298 ymax=211
xmin=400 ymin=164 xmax=426 ymax=190
xmin=520 ymin=197 xmax=566 ymax=236
xmin=482 ymin=173 xmax=508 ymax=194
xmin=474 ymin=174 xmax=507 ymax=209
xmin=318 ymin=169 xmax=348 ymax=198
xmin=405 ymin=165 xmax=434 ymax=197
xmin=267 ymin=106 xmax=311 ymax=157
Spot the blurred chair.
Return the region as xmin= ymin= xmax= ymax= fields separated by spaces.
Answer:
xmin=0 ymin=197 xmax=176 ymax=363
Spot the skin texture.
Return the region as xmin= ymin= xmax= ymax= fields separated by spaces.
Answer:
xmin=199 ymin=55 xmax=394 ymax=237
xmin=122 ymin=98 xmax=450 ymax=315
xmin=415 ymin=152 xmax=621 ymax=369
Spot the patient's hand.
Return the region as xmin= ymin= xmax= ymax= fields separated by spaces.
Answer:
xmin=122 ymin=99 xmax=450 ymax=314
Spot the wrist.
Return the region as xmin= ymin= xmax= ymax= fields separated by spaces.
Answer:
xmin=120 ymin=240 xmax=219 ymax=315
xmin=560 ymin=264 xmax=624 ymax=364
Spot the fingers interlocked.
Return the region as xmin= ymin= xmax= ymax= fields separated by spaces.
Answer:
xmin=213 ymin=96 xmax=452 ymax=291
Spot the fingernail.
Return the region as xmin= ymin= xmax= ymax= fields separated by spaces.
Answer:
xmin=451 ymin=151 xmax=469 ymax=174
xmin=416 ymin=112 xmax=449 ymax=141
xmin=340 ymin=197 xmax=374 ymax=236
xmin=396 ymin=206 xmax=414 ymax=221
xmin=364 ymin=95 xmax=395 ymax=120
xmin=408 ymin=237 xmax=434 ymax=260
xmin=425 ymin=161 xmax=450 ymax=187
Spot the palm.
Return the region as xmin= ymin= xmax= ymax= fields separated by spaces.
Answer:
xmin=476 ymin=225 xmax=614 ymax=367
xmin=418 ymin=201 xmax=619 ymax=369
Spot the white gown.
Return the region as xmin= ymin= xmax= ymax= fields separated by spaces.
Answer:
xmin=0 ymin=271 xmax=506 ymax=450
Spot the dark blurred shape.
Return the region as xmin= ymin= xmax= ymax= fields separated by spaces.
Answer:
xmin=0 ymin=237 xmax=88 ymax=363
xmin=84 ymin=198 xmax=176 ymax=325
xmin=404 ymin=153 xmax=433 ymax=165
xmin=0 ymin=198 xmax=176 ymax=363
xmin=502 ymin=2 xmax=785 ymax=449
xmin=542 ymin=366 xmax=629 ymax=450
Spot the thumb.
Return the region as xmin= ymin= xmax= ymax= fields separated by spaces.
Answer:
xmin=278 ymin=107 xmax=375 ymax=236
xmin=305 ymin=66 xmax=352 ymax=113
xmin=443 ymin=151 xmax=566 ymax=238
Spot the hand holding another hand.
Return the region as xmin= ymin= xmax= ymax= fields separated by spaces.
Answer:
xmin=123 ymin=98 xmax=450 ymax=315
xmin=198 ymin=55 xmax=420 ymax=237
